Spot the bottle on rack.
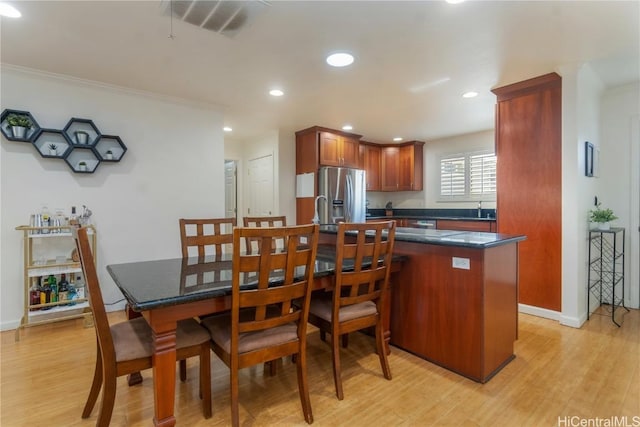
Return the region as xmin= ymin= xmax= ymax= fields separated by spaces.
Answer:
xmin=75 ymin=273 xmax=85 ymax=299
xmin=58 ymin=273 xmax=69 ymax=303
xmin=29 ymin=279 xmax=41 ymax=310
xmin=67 ymin=274 xmax=77 ymax=304
xmin=40 ymin=277 xmax=51 ymax=310
xmin=53 ymin=208 xmax=66 ymax=233
xmin=48 ymin=274 xmax=58 ymax=303
xmin=41 ymin=206 xmax=51 ymax=234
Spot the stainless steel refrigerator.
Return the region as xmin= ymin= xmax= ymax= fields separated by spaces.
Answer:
xmin=317 ymin=166 xmax=366 ymax=224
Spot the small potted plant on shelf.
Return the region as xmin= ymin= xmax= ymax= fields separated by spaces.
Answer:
xmin=105 ymin=149 xmax=113 ymax=160
xmin=6 ymin=113 xmax=32 ymax=139
xmin=78 ymin=161 xmax=88 ymax=172
xmin=589 ymin=203 xmax=618 ymax=230
xmin=74 ymin=130 xmax=89 ymax=144
xmin=48 ymin=143 xmax=58 ymax=156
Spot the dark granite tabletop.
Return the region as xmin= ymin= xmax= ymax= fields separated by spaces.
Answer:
xmin=107 ymin=246 xmax=405 ymax=312
xmin=319 ymin=225 xmax=526 ymax=249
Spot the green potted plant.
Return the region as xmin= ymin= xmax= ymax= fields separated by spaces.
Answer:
xmin=6 ymin=113 xmax=32 ymax=139
xmin=48 ymin=143 xmax=58 ymax=156
xmin=589 ymin=203 xmax=618 ymax=230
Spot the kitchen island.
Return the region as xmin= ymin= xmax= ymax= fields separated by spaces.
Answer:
xmin=319 ymin=225 xmax=526 ymax=383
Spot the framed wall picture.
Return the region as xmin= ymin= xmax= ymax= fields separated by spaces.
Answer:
xmin=585 ymin=141 xmax=594 ymax=177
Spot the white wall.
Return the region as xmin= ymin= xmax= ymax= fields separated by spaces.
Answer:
xmin=559 ymin=64 xmax=604 ymax=327
xmin=367 ymin=130 xmax=496 ymax=210
xmin=600 ymin=81 xmax=640 ymax=309
xmin=0 ymin=67 xmax=224 ymax=330
xmin=278 ymin=128 xmax=297 ymax=224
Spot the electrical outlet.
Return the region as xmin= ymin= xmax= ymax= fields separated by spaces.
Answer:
xmin=452 ymin=257 xmax=470 ymax=270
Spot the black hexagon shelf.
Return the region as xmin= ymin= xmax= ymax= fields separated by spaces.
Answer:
xmin=33 ymin=129 xmax=73 ymax=159
xmin=64 ymin=146 xmax=101 ymax=174
xmin=63 ymin=117 xmax=101 ymax=147
xmin=4 ymin=109 xmax=127 ymax=174
xmin=95 ymin=134 xmax=127 ymax=162
xmin=1 ymin=109 xmax=41 ymax=142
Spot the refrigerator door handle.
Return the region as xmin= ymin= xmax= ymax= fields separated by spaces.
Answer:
xmin=345 ymin=174 xmax=353 ymax=222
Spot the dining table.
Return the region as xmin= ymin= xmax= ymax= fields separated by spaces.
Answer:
xmin=107 ymin=245 xmax=404 ymax=427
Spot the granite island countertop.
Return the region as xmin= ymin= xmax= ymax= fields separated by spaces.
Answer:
xmin=319 ymin=224 xmax=525 ymax=249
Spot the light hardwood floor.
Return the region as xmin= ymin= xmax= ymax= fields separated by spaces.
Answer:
xmin=2 ymin=308 xmax=638 ymax=426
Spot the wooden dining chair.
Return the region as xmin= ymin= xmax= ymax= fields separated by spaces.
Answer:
xmin=178 ymin=217 xmax=236 ymax=379
xmin=72 ymin=227 xmax=212 ymax=427
xmin=179 ymin=217 xmax=236 ymax=258
xmin=201 ymin=224 xmax=319 ymax=427
xmin=307 ymin=220 xmax=396 ymax=400
xmin=242 ymin=215 xmax=286 ymax=254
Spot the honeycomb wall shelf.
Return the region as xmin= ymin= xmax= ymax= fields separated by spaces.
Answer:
xmin=1 ymin=109 xmax=127 ymax=174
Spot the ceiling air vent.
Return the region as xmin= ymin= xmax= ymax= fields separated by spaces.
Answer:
xmin=161 ymin=0 xmax=271 ymax=38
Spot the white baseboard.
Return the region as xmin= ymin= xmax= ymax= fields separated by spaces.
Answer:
xmin=518 ymin=303 xmax=587 ymax=328
xmin=558 ymin=313 xmax=587 ymax=328
xmin=518 ymin=303 xmax=560 ymax=321
xmin=1 ymin=319 xmax=21 ymax=332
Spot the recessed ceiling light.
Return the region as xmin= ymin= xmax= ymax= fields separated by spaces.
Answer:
xmin=326 ymin=53 xmax=354 ymax=67
xmin=446 ymin=0 xmax=465 ymax=4
xmin=223 ymin=126 xmax=232 ymax=132
xmin=0 ymin=2 xmax=21 ymax=18
xmin=342 ymin=125 xmax=353 ymax=131
xmin=269 ymin=89 xmax=284 ymax=97
xmin=462 ymin=91 xmax=478 ymax=98
xmin=393 ymin=137 xmax=403 ymax=142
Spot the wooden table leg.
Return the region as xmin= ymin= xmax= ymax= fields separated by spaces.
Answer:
xmin=126 ymin=304 xmax=144 ymax=386
xmin=151 ymin=324 xmax=178 ymax=427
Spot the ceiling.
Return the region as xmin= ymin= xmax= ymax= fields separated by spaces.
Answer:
xmin=1 ymin=0 xmax=638 ymax=143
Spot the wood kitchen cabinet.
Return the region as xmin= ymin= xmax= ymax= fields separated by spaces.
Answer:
xmin=359 ymin=142 xmax=381 ymax=191
xmin=492 ymin=72 xmax=562 ymax=312
xmin=381 ymin=141 xmax=424 ymax=191
xmin=318 ymin=130 xmax=360 ymax=168
xmin=436 ymin=219 xmax=496 ymax=232
xmin=296 ymin=126 xmax=363 ymax=224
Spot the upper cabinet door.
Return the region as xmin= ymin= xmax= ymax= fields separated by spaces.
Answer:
xmin=319 ymin=132 xmax=342 ymax=167
xmin=381 ymin=146 xmax=400 ymax=191
xmin=341 ymin=136 xmax=360 ymax=168
xmin=362 ymin=144 xmax=381 ymax=191
xmin=381 ymin=142 xmax=423 ymax=191
xmin=319 ymin=132 xmax=360 ymax=168
xmin=398 ymin=142 xmax=423 ymax=191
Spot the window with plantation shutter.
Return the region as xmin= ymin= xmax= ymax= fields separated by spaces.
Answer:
xmin=470 ymin=153 xmax=496 ymax=196
xmin=439 ymin=151 xmax=496 ymax=200
xmin=440 ymin=156 xmax=466 ymax=197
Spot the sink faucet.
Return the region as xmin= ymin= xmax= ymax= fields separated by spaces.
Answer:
xmin=477 ymin=201 xmax=482 ymax=218
xmin=312 ymin=195 xmax=327 ymax=224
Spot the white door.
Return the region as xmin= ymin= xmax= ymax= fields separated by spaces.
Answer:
xmin=247 ymin=154 xmax=274 ymax=216
xmin=224 ymin=160 xmax=237 ymax=220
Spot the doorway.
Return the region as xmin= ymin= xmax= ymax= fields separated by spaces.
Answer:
xmin=224 ymin=160 xmax=237 ymax=221
xmin=247 ymin=154 xmax=274 ymax=216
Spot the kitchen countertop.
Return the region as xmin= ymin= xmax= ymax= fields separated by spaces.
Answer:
xmin=366 ymin=215 xmax=496 ymax=221
xmin=319 ymin=225 xmax=525 ymax=249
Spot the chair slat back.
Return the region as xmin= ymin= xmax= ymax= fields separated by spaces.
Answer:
xmin=179 ymin=218 xmax=236 ymax=258
xmin=231 ymin=224 xmax=318 ymax=345
xmin=71 ymin=226 xmax=115 ymax=361
xmin=334 ymin=221 xmax=396 ymax=310
xmin=242 ymin=216 xmax=286 ymax=254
